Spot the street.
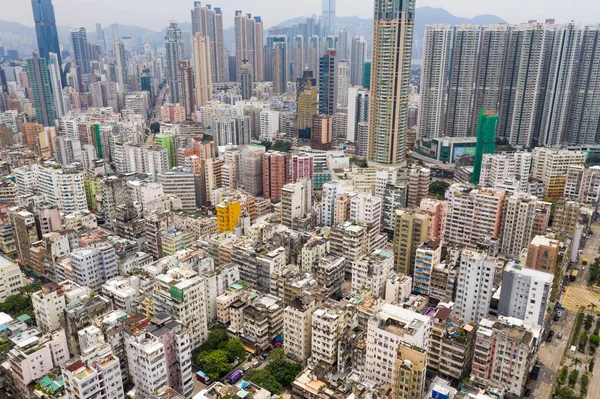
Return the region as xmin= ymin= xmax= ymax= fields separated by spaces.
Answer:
xmin=529 ymin=311 xmax=576 ymax=399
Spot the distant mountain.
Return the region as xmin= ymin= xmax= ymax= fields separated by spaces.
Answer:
xmin=269 ymin=7 xmax=506 ymax=59
xmin=0 ymin=7 xmax=505 ymax=59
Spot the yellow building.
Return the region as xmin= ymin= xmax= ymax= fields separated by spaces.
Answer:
xmin=392 ymin=343 xmax=427 ymax=399
xmin=393 ymin=209 xmax=432 ymax=276
xmin=216 ymin=200 xmax=241 ymax=233
xmin=161 ymin=228 xmax=196 ymax=255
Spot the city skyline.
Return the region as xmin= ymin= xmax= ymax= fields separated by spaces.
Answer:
xmin=3 ymin=0 xmax=600 ymax=31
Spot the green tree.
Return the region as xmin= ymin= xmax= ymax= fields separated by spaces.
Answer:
xmin=21 ymin=282 xmax=42 ymax=294
xmin=268 ymin=348 xmax=286 ymax=362
xmin=201 ymin=350 xmax=231 ymax=380
xmin=261 ymin=141 xmax=273 ymax=151
xmin=429 ymin=180 xmax=450 ymax=199
xmin=224 ymin=339 xmax=246 ymax=362
xmin=244 ymin=369 xmax=282 ymax=394
xmin=199 ymin=329 xmax=229 ymax=352
xmin=554 ymin=385 xmax=582 ymax=399
xmin=150 ymin=122 xmax=161 ymax=133
xmin=271 ymin=140 xmax=292 ymax=153
xmin=266 ymin=360 xmax=302 ymax=386
xmin=568 ymin=369 xmax=579 ymax=387
xmin=581 ymin=373 xmax=589 ymax=394
xmin=0 ymin=293 xmax=32 ymax=316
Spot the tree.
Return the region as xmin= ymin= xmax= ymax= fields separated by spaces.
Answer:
xmin=150 ymin=122 xmax=161 ymax=133
xmin=268 ymin=348 xmax=285 ymax=362
xmin=261 ymin=141 xmax=273 ymax=151
xmin=571 ymin=358 xmax=583 ymax=370
xmin=271 ymin=140 xmax=292 ymax=153
xmin=244 ymin=369 xmax=282 ymax=394
xmin=554 ymin=385 xmax=582 ymax=399
xmin=0 ymin=293 xmax=33 ymax=317
xmin=201 ymin=350 xmax=231 ymax=380
xmin=199 ymin=329 xmax=229 ymax=352
xmin=429 ymin=180 xmax=450 ymax=200
xmin=266 ymin=360 xmax=302 ymax=386
xmin=21 ymin=282 xmax=42 ymax=294
xmin=224 ymin=339 xmax=246 ymax=362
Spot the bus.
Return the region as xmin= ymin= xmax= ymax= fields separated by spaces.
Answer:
xmin=228 ymin=370 xmax=243 ymax=384
xmin=570 ymin=270 xmax=579 ymax=282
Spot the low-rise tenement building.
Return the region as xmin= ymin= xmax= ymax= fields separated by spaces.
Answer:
xmin=283 ymin=294 xmax=315 ymax=364
xmin=471 ymin=317 xmax=537 ymax=397
xmin=242 ymin=294 xmax=284 ymax=348
xmin=7 ymin=328 xmax=70 ymax=398
xmin=365 ymin=303 xmax=431 ymax=386
xmin=426 ymin=304 xmax=474 ymax=383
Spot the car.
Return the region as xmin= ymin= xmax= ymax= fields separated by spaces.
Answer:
xmin=562 ymin=287 xmax=567 ymax=292
xmin=558 ymin=332 xmax=563 ymax=339
xmin=252 ymin=361 xmax=261 ymax=368
xmin=524 ymin=388 xmax=532 ymax=397
xmin=243 ymin=367 xmax=250 ymax=373
xmin=546 ymin=330 xmax=555 ymax=342
xmin=554 ymin=314 xmax=560 ymax=321
xmin=583 ymin=267 xmax=586 ymax=271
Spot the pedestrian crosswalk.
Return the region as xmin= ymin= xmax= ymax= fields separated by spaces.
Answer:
xmin=563 ymin=303 xmax=583 ymax=313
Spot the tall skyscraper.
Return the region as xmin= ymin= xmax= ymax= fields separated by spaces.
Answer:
xmin=445 ymin=24 xmax=479 ymax=138
xmin=48 ymin=52 xmax=65 ymax=119
xmin=347 ymin=87 xmax=369 ymax=142
xmin=321 ymin=0 xmax=336 ymax=36
xmin=114 ymin=39 xmax=128 ymax=89
xmin=297 ymin=71 xmax=318 ymax=140
xmin=337 ymin=60 xmax=349 ymax=107
xmin=498 ymin=22 xmax=554 ymax=147
xmin=319 ymin=49 xmax=337 ymax=116
xmin=234 ymin=12 xmax=264 ymax=82
xmin=269 ymin=36 xmax=288 ymax=95
xmin=27 ymin=52 xmax=55 ymax=127
xmin=71 ymin=27 xmax=90 ymax=75
xmin=338 ymin=27 xmax=348 ymax=59
xmin=363 ymin=62 xmax=371 ymax=89
xmin=307 ymin=36 xmax=321 ymax=79
xmin=32 ymin=0 xmax=64 ymax=85
xmin=417 ymin=24 xmax=452 ymax=139
xmin=568 ymin=25 xmax=600 ymax=145
xmin=240 ymin=60 xmax=253 ymax=100
xmin=178 ymin=61 xmax=195 ymax=118
xmin=472 ymin=24 xmax=509 ymax=134
xmin=368 ymin=0 xmax=415 ymax=164
xmin=350 ymin=36 xmax=367 ymax=87
xmin=292 ymin=36 xmax=305 ymax=81
xmin=472 ymin=110 xmax=498 ymax=185
xmin=165 ymin=22 xmax=184 ymax=103
xmin=192 ymin=33 xmax=212 ymax=107
xmin=539 ymin=23 xmax=581 ymax=147
xmin=191 ymin=2 xmax=226 ymax=83
xmin=95 ymin=23 xmax=106 ymax=55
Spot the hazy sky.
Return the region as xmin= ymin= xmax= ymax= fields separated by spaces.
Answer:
xmin=2 ymin=0 xmax=599 ymax=31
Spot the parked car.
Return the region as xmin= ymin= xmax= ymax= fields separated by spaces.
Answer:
xmin=554 ymin=314 xmax=560 ymax=321
xmin=531 ymin=365 xmax=541 ymax=380
xmin=252 ymin=361 xmax=261 ymax=368
xmin=546 ymin=330 xmax=555 ymax=342
xmin=243 ymin=367 xmax=250 ymax=373
xmin=557 ymin=332 xmax=563 ymax=339
xmin=524 ymin=388 xmax=532 ymax=397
